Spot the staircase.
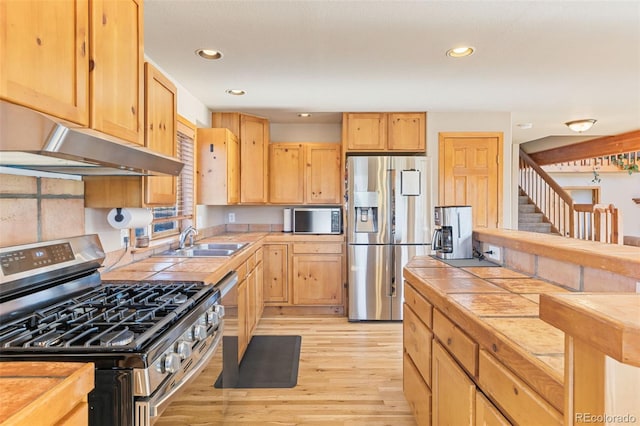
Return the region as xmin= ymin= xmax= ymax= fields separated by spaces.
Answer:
xmin=518 ymin=194 xmax=553 ymax=234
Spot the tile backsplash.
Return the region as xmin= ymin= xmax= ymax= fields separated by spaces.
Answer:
xmin=0 ymin=174 xmax=84 ymax=247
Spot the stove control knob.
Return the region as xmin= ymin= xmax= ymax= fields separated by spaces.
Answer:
xmin=193 ymin=324 xmax=208 ymax=341
xmin=176 ymin=341 xmax=192 ymax=360
xmin=207 ymin=310 xmax=220 ymax=328
xmin=214 ymin=305 xmax=225 ymax=318
xmin=163 ymin=353 xmax=181 ymax=374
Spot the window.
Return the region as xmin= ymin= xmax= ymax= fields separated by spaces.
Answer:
xmin=147 ymin=119 xmax=196 ymax=239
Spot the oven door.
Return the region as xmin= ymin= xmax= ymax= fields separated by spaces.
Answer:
xmin=135 ymin=321 xmax=222 ymax=425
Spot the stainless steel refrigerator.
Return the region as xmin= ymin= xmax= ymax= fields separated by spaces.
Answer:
xmin=347 ymin=156 xmax=432 ymax=321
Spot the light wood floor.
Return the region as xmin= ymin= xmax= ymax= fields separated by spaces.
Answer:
xmin=156 ymin=316 xmax=416 ymax=425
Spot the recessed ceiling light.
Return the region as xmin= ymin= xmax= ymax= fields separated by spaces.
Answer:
xmin=225 ymin=89 xmax=246 ymax=96
xmin=298 ymin=113 xmax=312 ymax=118
xmin=446 ymin=46 xmax=475 ymax=58
xmin=195 ymin=49 xmax=223 ymax=60
xmin=565 ymin=119 xmax=597 ymax=133
xmin=517 ymin=123 xmax=533 ymax=129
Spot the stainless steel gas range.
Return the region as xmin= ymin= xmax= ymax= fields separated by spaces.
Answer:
xmin=0 ymin=235 xmax=234 ymax=426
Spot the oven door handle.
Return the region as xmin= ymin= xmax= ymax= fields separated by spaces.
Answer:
xmin=142 ymin=326 xmax=223 ymax=421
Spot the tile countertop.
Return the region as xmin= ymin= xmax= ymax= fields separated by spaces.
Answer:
xmin=101 ymin=232 xmax=346 ymax=284
xmin=403 ymin=255 xmax=568 ymax=413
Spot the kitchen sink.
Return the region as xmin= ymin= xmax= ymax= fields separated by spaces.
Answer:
xmin=155 ymin=242 xmax=248 ymax=257
xmin=193 ymin=243 xmax=248 ymax=251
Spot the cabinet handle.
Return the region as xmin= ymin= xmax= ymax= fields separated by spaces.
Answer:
xmin=89 ymin=59 xmax=95 ymax=72
xmin=447 ymin=338 xmax=452 ymax=346
xmin=131 ymin=106 xmax=136 ymax=115
xmin=81 ymin=41 xmax=86 ymax=57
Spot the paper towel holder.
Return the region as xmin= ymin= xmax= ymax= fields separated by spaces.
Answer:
xmin=114 ymin=208 xmax=125 ymax=223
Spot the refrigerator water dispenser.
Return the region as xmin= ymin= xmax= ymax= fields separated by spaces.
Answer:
xmin=353 ymin=191 xmax=378 ymax=233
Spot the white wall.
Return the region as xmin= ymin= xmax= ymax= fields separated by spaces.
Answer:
xmin=426 ymin=112 xmax=514 ymax=229
xmin=271 ymin=123 xmax=341 ymax=142
xmin=549 ymin=171 xmax=640 ymax=236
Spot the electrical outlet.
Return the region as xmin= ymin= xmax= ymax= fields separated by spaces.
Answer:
xmin=485 ymin=245 xmax=501 ymax=262
xmin=228 ymin=213 xmax=236 ymax=223
xmin=636 ymin=282 xmax=640 ymax=293
xmin=120 ymin=229 xmax=129 ymax=248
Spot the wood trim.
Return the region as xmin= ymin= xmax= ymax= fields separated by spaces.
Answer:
xmin=529 ymin=130 xmax=640 ymax=165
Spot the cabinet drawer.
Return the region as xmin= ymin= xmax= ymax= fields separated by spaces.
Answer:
xmin=478 ymin=350 xmax=562 ymax=426
xmin=255 ymin=247 xmax=263 ymax=264
xmin=404 ymin=283 xmax=433 ymax=328
xmin=246 ymin=254 xmax=256 ymax=271
xmin=433 ymin=309 xmax=478 ymax=377
xmin=403 ymin=352 xmax=431 ymax=426
xmin=237 ymin=262 xmax=248 ymax=282
xmin=293 ymin=243 xmax=342 ymax=254
xmin=403 ymin=303 xmax=433 ymax=386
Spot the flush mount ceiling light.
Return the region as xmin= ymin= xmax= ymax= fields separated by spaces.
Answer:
xmin=225 ymin=89 xmax=246 ymax=96
xmin=517 ymin=123 xmax=533 ymax=129
xmin=297 ymin=113 xmax=312 ymax=118
xmin=446 ymin=46 xmax=475 ymax=58
xmin=195 ymin=49 xmax=222 ymax=60
xmin=565 ymin=119 xmax=597 ymax=133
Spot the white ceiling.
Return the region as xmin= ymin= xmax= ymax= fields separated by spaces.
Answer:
xmin=144 ymin=0 xmax=640 ymax=145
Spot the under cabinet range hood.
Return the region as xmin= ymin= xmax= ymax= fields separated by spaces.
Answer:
xmin=0 ymin=101 xmax=184 ymax=176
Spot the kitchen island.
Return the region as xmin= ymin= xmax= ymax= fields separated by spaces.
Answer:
xmin=402 ymin=229 xmax=640 ymax=425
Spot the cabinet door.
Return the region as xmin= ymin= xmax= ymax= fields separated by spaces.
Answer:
xmin=1 ymin=0 xmax=89 ymax=125
xmin=144 ymin=63 xmax=177 ymax=206
xmin=387 ymin=112 xmax=426 ymax=152
xmin=90 ymin=0 xmax=144 ymax=145
xmin=344 ymin=113 xmax=386 ymax=151
xmin=404 ymin=352 xmax=432 ymax=426
xmin=292 ymin=254 xmax=342 ymax=305
xmin=197 ymin=128 xmax=239 ymax=205
xmin=403 ymin=304 xmax=433 ymax=387
xmin=247 ymin=267 xmax=257 ymax=337
xmin=476 ymin=392 xmax=511 ymax=426
xmin=237 ymin=278 xmax=248 ymax=360
xmin=432 ymin=340 xmax=476 ymax=426
xmin=255 ymin=260 xmax=264 ymax=322
xmin=305 ymin=144 xmax=342 ymax=204
xmin=263 ymin=244 xmax=289 ymax=303
xmin=240 ymin=114 xmax=269 ymax=203
xmin=269 ymin=144 xmax=304 ymax=204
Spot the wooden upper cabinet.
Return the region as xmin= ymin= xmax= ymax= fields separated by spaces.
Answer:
xmin=269 ymin=143 xmax=342 ymax=205
xmin=143 ymin=62 xmax=177 ymax=206
xmin=197 ymin=128 xmax=240 ymax=205
xmin=212 ymin=112 xmax=270 ymax=204
xmin=1 ymin=0 xmax=89 ymax=125
xmin=269 ymin=144 xmax=305 ymax=204
xmin=388 ymin=112 xmax=426 ymax=151
xmin=90 ymin=0 xmax=144 ymax=146
xmin=344 ymin=113 xmax=387 ymax=151
xmin=305 ymin=144 xmax=341 ymax=204
xmin=344 ymin=112 xmax=426 ymax=152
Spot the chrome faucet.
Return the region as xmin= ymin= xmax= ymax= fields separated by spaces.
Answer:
xmin=178 ymin=226 xmax=198 ymax=249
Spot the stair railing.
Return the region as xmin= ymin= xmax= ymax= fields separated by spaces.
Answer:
xmin=519 ymin=149 xmax=575 ymax=237
xmin=574 ymin=204 xmax=622 ymax=244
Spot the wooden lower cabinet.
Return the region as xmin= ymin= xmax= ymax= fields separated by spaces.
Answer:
xmin=403 ymin=303 xmax=432 ymax=386
xmin=237 ymin=276 xmax=248 ymax=360
xmin=292 ymin=253 xmax=342 ymax=305
xmin=476 ymin=391 xmax=511 ymax=426
xmin=403 ymin=352 xmax=431 ymax=426
xmin=432 ymin=340 xmax=476 ymax=426
xmin=263 ymin=244 xmax=289 ymax=304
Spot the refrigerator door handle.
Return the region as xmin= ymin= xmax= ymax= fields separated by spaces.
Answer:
xmin=388 ymin=168 xmax=396 ymax=242
xmin=390 ymin=245 xmax=396 ymax=297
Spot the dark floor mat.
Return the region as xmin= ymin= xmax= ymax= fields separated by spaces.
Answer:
xmin=214 ymin=335 xmax=301 ymax=389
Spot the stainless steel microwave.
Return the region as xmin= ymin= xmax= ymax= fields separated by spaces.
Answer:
xmin=293 ymin=208 xmax=342 ymax=234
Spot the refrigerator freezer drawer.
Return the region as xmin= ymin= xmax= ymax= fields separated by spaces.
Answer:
xmin=348 ymin=244 xmax=394 ymax=321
